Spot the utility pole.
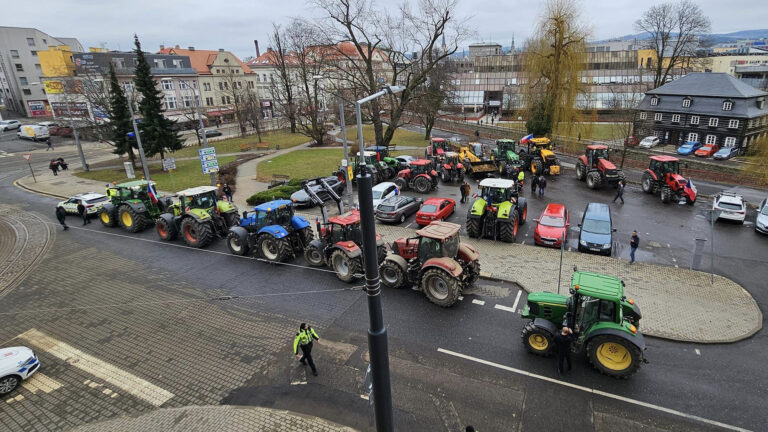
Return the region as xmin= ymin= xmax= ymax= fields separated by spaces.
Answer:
xmin=127 ymin=96 xmax=151 ymax=181
xmin=338 ymin=96 xmax=354 ymax=207
xmin=65 ymin=98 xmax=89 ymax=172
xmin=186 ymin=80 xmax=216 ymax=186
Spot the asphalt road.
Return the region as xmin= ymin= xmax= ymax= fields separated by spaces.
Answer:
xmin=0 ymin=136 xmax=766 ymax=431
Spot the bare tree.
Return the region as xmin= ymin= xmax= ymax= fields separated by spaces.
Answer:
xmin=241 ymin=91 xmax=264 ymax=143
xmin=410 ymin=59 xmax=457 ymax=140
xmin=269 ymin=24 xmax=298 ymax=133
xmin=217 ymin=66 xmax=252 ymax=138
xmin=635 ymin=0 xmax=711 ymax=89
xmin=606 ymin=90 xmax=644 ymax=168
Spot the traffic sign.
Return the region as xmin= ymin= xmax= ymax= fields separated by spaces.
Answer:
xmin=22 ymin=153 xmax=31 ymax=161
xmin=198 ymin=147 xmax=219 ymax=174
xmin=162 ymin=158 xmax=176 ymax=171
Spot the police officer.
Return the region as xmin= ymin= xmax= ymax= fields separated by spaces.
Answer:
xmin=293 ymin=323 xmax=320 ymax=376
xmin=77 ymin=200 xmax=91 ymax=225
xmin=517 ymin=169 xmax=525 ymax=187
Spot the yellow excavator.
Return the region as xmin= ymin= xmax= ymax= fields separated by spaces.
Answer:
xmin=519 ymin=137 xmax=561 ymax=176
xmin=456 ymin=143 xmax=497 ymax=179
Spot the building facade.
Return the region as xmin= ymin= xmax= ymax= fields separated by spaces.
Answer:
xmin=0 ymin=26 xmax=82 ymax=117
xmin=632 ymin=72 xmax=768 ymax=153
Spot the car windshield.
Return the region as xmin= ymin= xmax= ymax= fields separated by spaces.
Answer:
xmin=717 ymin=201 xmax=742 ymax=210
xmin=681 ymin=144 xmax=692 ymax=148
xmin=372 ymin=190 xmax=384 ymax=199
xmin=540 ymin=215 xmax=564 ymax=227
xmin=378 ymin=205 xmax=395 ymax=212
xmin=421 ymin=204 xmax=437 ymax=213
xmin=761 ymin=205 xmax=768 ymax=216
xmin=582 ymin=218 xmax=611 ymax=234
xmin=86 ymin=197 xmax=108 ymax=204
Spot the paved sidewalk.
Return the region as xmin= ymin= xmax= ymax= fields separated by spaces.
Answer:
xmin=68 ymin=405 xmax=357 ymax=432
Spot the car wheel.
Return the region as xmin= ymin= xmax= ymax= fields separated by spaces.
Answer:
xmin=399 ymin=214 xmax=406 ymax=223
xmin=0 ymin=375 xmax=20 ymax=395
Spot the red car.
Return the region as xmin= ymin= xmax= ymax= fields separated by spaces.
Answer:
xmin=415 ymin=198 xmax=455 ymax=226
xmin=534 ymin=203 xmax=569 ymax=247
xmin=695 ymin=144 xmax=719 ymax=158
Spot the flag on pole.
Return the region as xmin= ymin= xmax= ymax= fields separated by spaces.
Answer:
xmin=520 ymin=134 xmax=534 ymax=144
xmin=147 ymin=181 xmax=159 ymax=203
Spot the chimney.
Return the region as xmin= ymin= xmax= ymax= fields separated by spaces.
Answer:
xmin=267 ymin=47 xmax=273 ymax=53
xmin=188 ymin=46 xmax=195 ymax=51
xmin=219 ymin=48 xmax=224 ymax=52
xmin=175 ymin=44 xmax=180 ymax=49
xmin=160 ymin=44 xmax=165 ymax=50
xmin=254 ymin=40 xmax=260 ymax=57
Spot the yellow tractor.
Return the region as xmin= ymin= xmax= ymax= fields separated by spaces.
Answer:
xmin=519 ymin=137 xmax=561 ymax=176
xmin=456 ymin=144 xmax=496 ymax=179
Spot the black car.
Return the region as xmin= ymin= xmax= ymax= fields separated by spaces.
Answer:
xmin=375 ymin=195 xmax=422 ymax=224
xmin=290 ymin=176 xmax=345 ymax=207
xmin=577 ymin=202 xmax=616 ymax=256
xmin=199 ymin=129 xmax=223 ymax=138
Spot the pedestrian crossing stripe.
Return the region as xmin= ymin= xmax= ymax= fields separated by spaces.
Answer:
xmin=0 ymin=151 xmax=14 ymax=157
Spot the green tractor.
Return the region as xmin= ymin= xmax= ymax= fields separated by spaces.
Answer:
xmin=100 ymin=180 xmax=170 ymax=233
xmin=521 ymin=270 xmax=645 ymax=379
xmin=351 ymin=151 xmax=394 ymax=184
xmin=155 ymin=186 xmax=240 ymax=248
xmin=492 ymin=139 xmax=522 ymax=178
xmin=365 ymin=146 xmax=402 ymax=173
xmin=466 ymin=178 xmax=527 ymax=243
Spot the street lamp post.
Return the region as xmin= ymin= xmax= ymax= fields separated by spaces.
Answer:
xmin=127 ymin=96 xmax=151 ymax=181
xmin=182 ymin=80 xmax=216 ymax=187
xmin=355 ymin=84 xmax=404 ymax=432
xmin=338 ymin=96 xmax=354 ymax=208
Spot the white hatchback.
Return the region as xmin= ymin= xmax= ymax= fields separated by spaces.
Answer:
xmin=58 ymin=192 xmax=109 ymax=215
xmin=638 ymin=136 xmax=660 ymax=149
xmin=713 ymin=192 xmax=746 ymax=224
xmin=0 ymin=346 xmax=40 ymax=395
xmin=372 ymin=182 xmax=400 ymax=208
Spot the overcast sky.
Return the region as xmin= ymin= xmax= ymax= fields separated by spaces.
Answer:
xmin=3 ymin=0 xmax=767 ymax=60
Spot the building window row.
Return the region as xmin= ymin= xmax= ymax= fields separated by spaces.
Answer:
xmin=652 ymin=96 xmax=735 ymax=111
xmin=644 ymin=113 xmax=741 ymax=129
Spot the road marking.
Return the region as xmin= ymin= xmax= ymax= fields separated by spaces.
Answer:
xmin=521 ymin=240 xmax=525 ymax=244
xmin=437 ymin=348 xmax=749 ymax=432
xmin=458 ymin=296 xmax=464 ymax=301
xmin=18 ymin=328 xmax=174 ymax=407
xmin=494 ymin=304 xmax=516 ymax=313
xmin=695 ymin=349 xmax=701 ymax=356
xmin=22 ymin=373 xmax=62 ymax=395
xmin=511 ymin=290 xmax=522 ymax=312
xmin=472 ymin=299 xmax=485 ymax=306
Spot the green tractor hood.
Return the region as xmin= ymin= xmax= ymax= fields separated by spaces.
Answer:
xmin=521 ymin=291 xmax=568 ymax=322
xmin=505 ymin=150 xmax=520 ymax=161
xmin=217 ymin=200 xmax=237 ymax=214
xmin=470 ymin=197 xmax=515 ymax=220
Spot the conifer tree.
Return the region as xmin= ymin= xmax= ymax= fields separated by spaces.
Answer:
xmin=108 ymin=63 xmax=136 ymax=166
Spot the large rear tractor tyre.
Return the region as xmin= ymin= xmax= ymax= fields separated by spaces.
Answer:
xmin=180 ymin=218 xmax=214 ymax=248
xmin=442 ymin=171 xmax=450 ymax=183
xmin=155 ymin=215 xmax=178 ymax=241
xmin=465 ymin=261 xmax=480 ymax=286
xmin=586 ymin=335 xmax=643 ymax=379
xmin=641 ymin=173 xmax=654 ymax=194
xmin=393 ymin=177 xmax=407 ymax=191
xmin=518 ymin=203 xmax=528 ymax=226
xmin=377 ymin=245 xmax=387 ymax=264
xmin=226 ymin=228 xmax=249 ymax=256
xmin=414 ymin=176 xmax=432 ymax=194
xmin=304 ymin=245 xmax=325 ymax=267
xmin=331 ymin=250 xmax=361 ymax=283
xmin=466 ymin=217 xmax=481 ymax=238
xmin=298 ymin=227 xmax=314 ymax=247
xmin=118 ymin=205 xmax=148 ymax=233
xmin=223 ymin=211 xmax=240 ymax=228
xmin=575 ymin=161 xmax=586 ymax=181
xmin=421 ymin=268 xmax=461 ymax=307
xmin=660 ymin=186 xmax=672 ymax=204
xmin=382 ymin=167 xmax=395 ymax=180
xmin=521 ymin=322 xmax=555 ymax=357
xmin=532 ymin=160 xmax=543 ymax=175
xmin=498 ymin=212 xmax=519 ymax=243
xmin=258 ymin=234 xmax=292 ymax=263
xmin=100 ymin=207 xmax=118 ymax=227
xmin=586 ymin=171 xmax=602 ymax=190
xmin=379 ymin=259 xmax=406 ymax=289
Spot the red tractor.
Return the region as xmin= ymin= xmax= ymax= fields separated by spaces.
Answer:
xmin=393 ymin=159 xmax=439 ymax=193
xmin=439 ymin=151 xmax=465 ymax=183
xmin=303 ymin=210 xmax=387 ymax=282
xmin=426 ymin=137 xmax=448 ymax=158
xmin=378 ymin=221 xmax=481 ymax=307
xmin=641 ymin=155 xmax=697 ymax=205
xmin=575 ymin=145 xmax=626 ymax=189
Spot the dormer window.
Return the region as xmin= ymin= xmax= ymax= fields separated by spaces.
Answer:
xmin=722 ymin=101 xmax=732 ymax=111
xmin=682 ymin=98 xmax=691 ymax=108
xmin=650 ymin=97 xmax=658 ymax=106
xmin=758 ymin=98 xmax=765 ymax=110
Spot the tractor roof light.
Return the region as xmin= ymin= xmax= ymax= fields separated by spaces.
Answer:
xmin=629 ymin=325 xmax=637 ymax=334
xmin=574 ymin=284 xmax=580 ymax=291
xmin=628 ymin=298 xmax=635 ymax=305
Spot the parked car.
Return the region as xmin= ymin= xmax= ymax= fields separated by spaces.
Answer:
xmin=372 ymin=182 xmax=399 ymax=208
xmin=0 ymin=346 xmax=40 ymax=395
xmin=198 ymin=129 xmax=223 ymax=138
xmin=713 ymin=192 xmax=746 ymax=224
xmin=394 ymin=155 xmax=416 ymax=167
xmin=49 ymin=125 xmax=74 ymax=137
xmin=415 ymin=197 xmax=455 ymax=226
xmin=677 ymin=141 xmax=702 ymax=155
xmin=17 ymin=124 xmax=50 ymax=142
xmin=375 ymin=195 xmax=422 ymax=223
xmin=577 ymin=203 xmax=615 ymax=256
xmin=694 ymin=144 xmax=719 ymax=158
xmin=756 ymin=198 xmax=768 ymax=234
xmin=638 ymin=136 xmax=660 ymax=149
xmin=534 ymin=203 xmax=569 ymax=248
xmin=57 ymin=192 xmax=109 ymax=215
xmin=37 ymin=121 xmax=58 ymax=128
xmin=289 ymin=176 xmax=345 ymax=207
xmin=0 ymin=120 xmax=21 ymax=131
xmin=714 ymin=146 xmax=739 ymax=160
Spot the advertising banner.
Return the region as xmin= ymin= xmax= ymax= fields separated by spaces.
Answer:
xmin=51 ymin=102 xmax=89 ymax=118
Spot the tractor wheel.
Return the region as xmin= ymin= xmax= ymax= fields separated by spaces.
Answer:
xmin=99 ymin=207 xmax=118 ymax=227
xmin=422 ymin=268 xmax=461 ymax=307
xmin=466 ymin=217 xmax=481 ymax=238
xmin=465 ymin=261 xmax=480 ymax=286
xmin=298 ymin=227 xmax=314 ymax=247
xmin=521 ymin=322 xmax=555 ymax=357
xmin=223 ymin=211 xmax=240 ymax=227
xmin=498 ymin=212 xmax=519 ymax=243
xmin=377 ymin=245 xmax=388 ymax=264
xmin=180 ymin=218 xmax=214 ymax=248
xmin=155 ymin=215 xmax=177 ymax=241
xmin=641 ymin=172 xmax=654 ymax=194
xmin=379 ymin=259 xmax=406 ymax=289
xmin=226 ymin=228 xmax=249 ymax=256
xmin=382 ymin=167 xmax=395 ymax=180
xmin=660 ymin=186 xmax=672 ymax=204
xmin=393 ymin=177 xmax=407 ymax=191
xmin=685 ymin=195 xmax=696 ymax=205
xmin=331 ymin=249 xmax=361 ymax=283
xmin=586 ymin=335 xmax=643 ymax=379
xmin=518 ymin=203 xmax=528 ymax=226
xmin=0 ymin=375 xmax=21 ymax=396
xmin=586 ymin=171 xmax=602 ymax=190
xmin=575 ymin=161 xmax=586 ymax=181
xmin=258 ymin=234 xmax=292 ymax=262
xmin=118 ymin=205 xmax=148 ymax=233
xmin=532 ymin=160 xmax=543 ymax=175
xmin=304 ymin=244 xmax=325 ymax=267
xmin=414 ymin=176 xmax=432 ymax=194
xmin=442 ymin=171 xmax=450 ymax=182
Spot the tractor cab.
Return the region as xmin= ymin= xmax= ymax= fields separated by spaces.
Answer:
xmin=177 ymin=186 xmax=218 ymax=212
xmin=356 ymin=151 xmax=380 ymax=166
xmin=427 ymin=137 xmax=448 ymax=157
xmin=526 ymin=137 xmax=555 ymax=158
xmin=442 ymin=152 xmax=463 ymax=169
xmin=408 ymin=159 xmax=436 ymax=176
xmin=479 ymin=178 xmax=519 ymax=203
xmin=494 ymin=139 xmax=520 ymax=161
xmin=567 ymin=272 xmax=632 ymax=349
xmin=243 ymin=200 xmax=296 ymax=229
xmin=318 ymin=210 xmax=364 ymax=244
xmin=649 ymin=155 xmax=680 ymax=176
xmin=585 ymin=145 xmax=610 ymax=166
xmin=393 ymin=221 xmax=461 ymax=264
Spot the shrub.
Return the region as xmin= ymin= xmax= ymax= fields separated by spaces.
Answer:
xmin=246 ymin=183 xmax=302 ymax=206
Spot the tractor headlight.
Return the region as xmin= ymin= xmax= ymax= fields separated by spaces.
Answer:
xmin=579 ymin=240 xmax=587 ymax=246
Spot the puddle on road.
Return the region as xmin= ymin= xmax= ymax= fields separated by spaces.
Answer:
xmin=464 ymin=279 xmax=519 ymax=298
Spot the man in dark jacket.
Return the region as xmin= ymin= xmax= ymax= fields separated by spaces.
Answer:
xmin=630 ymin=230 xmax=640 ymax=264
xmin=222 ymin=183 xmax=233 ymax=203
xmin=554 ymin=326 xmax=574 ymax=375
xmin=538 ymin=175 xmax=547 ymax=198
xmin=613 ymin=180 xmax=625 ymax=204
xmin=76 ymin=201 xmax=91 ymax=225
xmin=55 ymin=206 xmax=68 ymax=231
xmin=530 ymin=174 xmax=538 ymax=195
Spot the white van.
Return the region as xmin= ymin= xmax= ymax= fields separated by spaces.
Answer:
xmin=17 ymin=125 xmax=50 ymax=142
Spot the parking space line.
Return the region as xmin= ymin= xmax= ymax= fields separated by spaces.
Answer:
xmin=472 ymin=299 xmax=485 ymax=306
xmin=22 ymin=373 xmax=62 ymax=395
xmin=18 ymin=328 xmax=174 ymax=407
xmin=437 ymin=348 xmax=749 ymax=432
xmin=494 ymin=304 xmax=515 ymax=313
xmin=511 ymin=290 xmax=522 ymax=312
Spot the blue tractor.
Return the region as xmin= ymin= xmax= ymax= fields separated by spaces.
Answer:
xmin=225 ymin=199 xmax=314 ymax=263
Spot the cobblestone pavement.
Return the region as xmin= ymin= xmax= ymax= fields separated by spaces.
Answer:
xmin=0 ymin=205 xmax=54 ymax=300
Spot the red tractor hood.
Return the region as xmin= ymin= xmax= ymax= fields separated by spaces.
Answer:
xmin=597 ymin=158 xmax=616 ymax=171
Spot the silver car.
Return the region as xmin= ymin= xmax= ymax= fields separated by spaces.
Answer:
xmin=756 ymin=198 xmax=768 ymax=234
xmin=375 ymin=195 xmax=422 ymax=224
xmin=0 ymin=120 xmax=21 ymax=131
xmin=638 ymin=136 xmax=660 ymax=149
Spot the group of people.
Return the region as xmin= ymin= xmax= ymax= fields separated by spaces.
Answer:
xmin=48 ymin=158 xmax=68 ymax=176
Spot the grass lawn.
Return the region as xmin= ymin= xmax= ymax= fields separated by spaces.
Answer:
xmin=499 ymin=122 xmax=626 ymax=141
xmin=75 ymin=156 xmax=236 ymax=192
xmin=257 ymin=148 xmax=343 ymax=181
xmin=344 ymin=124 xmax=428 ymax=148
xmin=174 ymin=129 xmax=310 ymax=158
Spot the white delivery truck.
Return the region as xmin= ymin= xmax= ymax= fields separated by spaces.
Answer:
xmin=17 ymin=125 xmax=50 ymax=142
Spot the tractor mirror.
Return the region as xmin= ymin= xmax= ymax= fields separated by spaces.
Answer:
xmin=612 ymin=228 xmax=617 ymax=232
xmin=242 ymin=211 xmax=248 ymax=218
xmin=577 ymin=223 xmax=582 ymax=227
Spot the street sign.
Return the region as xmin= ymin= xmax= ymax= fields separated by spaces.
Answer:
xmin=22 ymin=153 xmax=31 ymax=161
xmin=124 ymin=162 xmax=135 ymax=179
xmin=162 ymin=157 xmax=176 ymax=171
xmin=341 ymin=159 xmax=348 ymax=167
xmin=198 ymin=147 xmax=219 ymax=174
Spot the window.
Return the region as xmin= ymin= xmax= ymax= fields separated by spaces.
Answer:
xmin=30 ymin=50 xmax=37 ymax=56
xmin=179 ymin=80 xmax=189 ymax=89
xmin=205 ymin=97 xmax=213 ymax=106
xmin=654 ymin=113 xmax=662 ymax=121
xmin=22 ymin=89 xmax=32 ymax=95
xmin=221 ymin=96 xmax=226 ymax=104
xmin=112 ymin=58 xmax=125 ymax=69
xmin=639 ymin=112 xmax=647 ymax=120
xmin=256 ymin=75 xmax=260 ymax=82
xmin=722 ymin=101 xmax=732 ymax=111
xmin=672 ymin=114 xmax=681 ymax=123
xmin=226 ymin=96 xmax=231 ymax=104
xmin=708 ymin=118 xmax=719 ymax=127
xmin=165 ymin=96 xmax=177 ymax=110
xmin=724 ymin=137 xmax=736 ymax=147
xmin=183 ymin=95 xmax=193 ymax=108
xmin=203 ymin=82 xmax=211 ymax=91
xmin=705 ymin=134 xmax=717 ymax=145
xmin=172 ymin=59 xmax=183 ymax=68
xmin=224 ymin=82 xmax=229 ymax=90
xmin=42 ymin=38 xmax=47 ymax=44
xmin=15 ymin=64 xmax=23 ymax=71
xmin=650 ymin=97 xmax=658 ymax=106
xmin=218 ymin=82 xmax=224 ymax=91
xmin=10 ymin=50 xmax=19 ymax=58
xmin=35 ymin=64 xmax=41 ymax=71
xmin=247 ymin=81 xmax=254 ymax=89
xmin=161 ymin=80 xmax=173 ymax=90
xmin=26 ymin=38 xmax=35 ymax=46
xmin=263 ymin=74 xmax=267 ymax=81
xmin=682 ymin=98 xmax=691 ymax=108
xmin=690 ymin=115 xmax=699 ymax=125
xmin=19 ymin=77 xmax=28 ymax=85
xmin=687 ymin=133 xmax=698 ymax=142
xmin=123 ymin=82 xmax=134 ymax=93
xmin=153 ymin=59 xmax=166 ymax=69
xmin=728 ymin=119 xmax=739 ymax=129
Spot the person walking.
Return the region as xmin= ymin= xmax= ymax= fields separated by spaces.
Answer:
xmin=46 ymin=139 xmax=54 ymax=151
xmin=293 ymin=323 xmax=320 ymax=376
xmin=554 ymin=326 xmax=574 ymax=375
xmin=630 ymin=230 xmax=640 ymax=264
xmin=76 ymin=200 xmax=91 ymax=225
xmin=530 ymin=173 xmax=538 ymax=195
xmin=49 ymin=159 xmax=59 ymax=176
xmin=459 ymin=181 xmax=468 ymax=203
xmin=222 ymin=183 xmax=233 ymax=203
xmin=517 ymin=169 xmax=524 ymax=188
xmin=55 ymin=206 xmax=68 ymax=231
xmin=538 ymin=175 xmax=547 ymax=198
xmin=613 ymin=180 xmax=625 ymax=204
xmin=474 ymin=129 xmax=480 ymax=139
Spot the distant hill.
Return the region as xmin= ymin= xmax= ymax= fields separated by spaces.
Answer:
xmin=601 ymin=29 xmax=768 ymax=44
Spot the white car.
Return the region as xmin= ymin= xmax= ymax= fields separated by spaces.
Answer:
xmin=57 ymin=193 xmax=109 ymax=215
xmin=395 ymin=155 xmax=416 ymax=167
xmin=638 ymin=136 xmax=660 ymax=149
xmin=0 ymin=120 xmax=21 ymax=131
xmin=372 ymin=182 xmax=399 ymax=208
xmin=0 ymin=346 xmax=40 ymax=395
xmin=755 ymin=198 xmax=768 ymax=234
xmin=713 ymin=192 xmax=746 ymax=224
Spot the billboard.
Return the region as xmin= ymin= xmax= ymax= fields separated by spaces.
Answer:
xmin=51 ymin=102 xmax=89 ymax=118
xmin=27 ymin=100 xmax=52 ymax=117
xmin=43 ymin=79 xmax=82 ymax=94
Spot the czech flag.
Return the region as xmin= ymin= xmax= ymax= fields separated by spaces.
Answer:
xmin=520 ymin=134 xmax=534 ymax=144
xmin=147 ymin=181 xmax=159 ymax=203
